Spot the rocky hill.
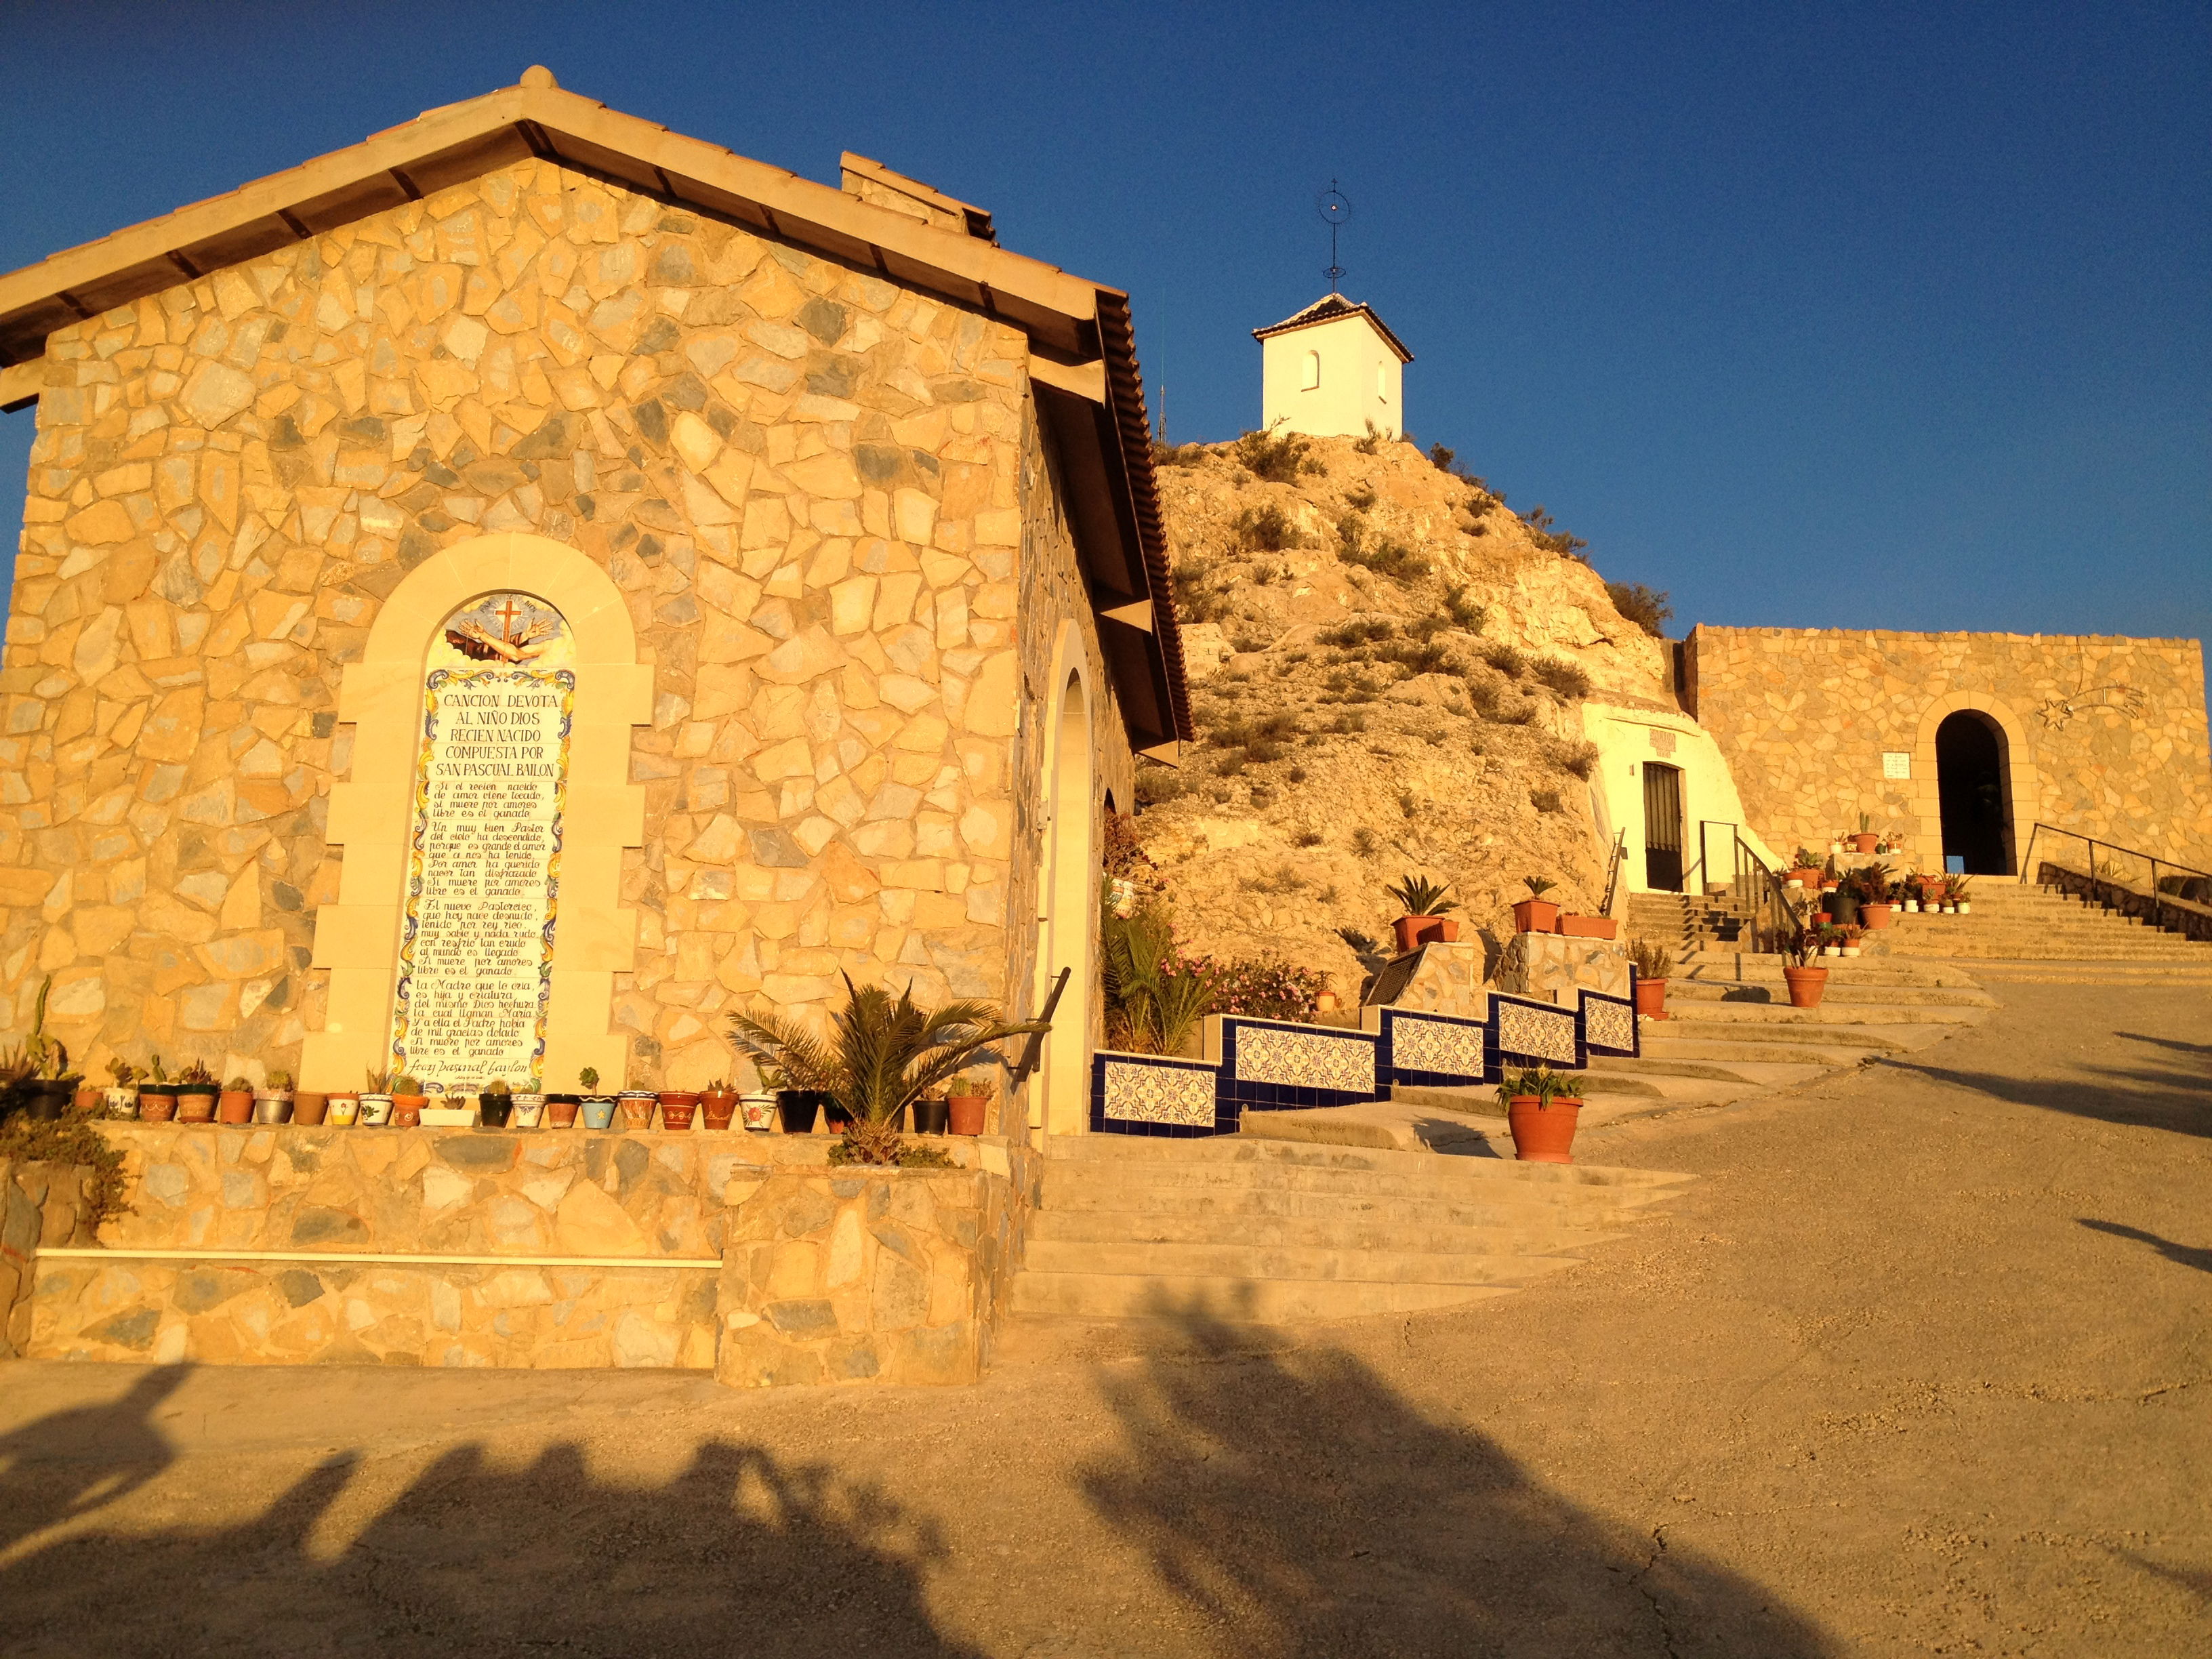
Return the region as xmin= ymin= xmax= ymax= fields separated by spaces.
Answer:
xmin=1131 ymin=430 xmax=1674 ymax=998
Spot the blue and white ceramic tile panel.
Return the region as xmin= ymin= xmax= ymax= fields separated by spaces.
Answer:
xmin=1580 ymin=987 xmax=1639 ymax=1058
xmin=1380 ymin=1009 xmax=1494 ymax=1087
xmin=1223 ymin=1018 xmax=1380 ymax=1115
xmin=1492 ymin=993 xmax=1584 ymax=1068
xmin=1092 ymin=1053 xmax=1223 ymax=1138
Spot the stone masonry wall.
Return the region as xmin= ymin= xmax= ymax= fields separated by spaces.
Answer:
xmin=3 ymin=157 xmax=1129 ymax=1091
xmin=1 ymin=1156 xmax=96 ymax=1356
xmin=1687 ymin=627 xmax=2212 ymax=872
xmin=26 ymin=1122 xmax=1031 ymax=1375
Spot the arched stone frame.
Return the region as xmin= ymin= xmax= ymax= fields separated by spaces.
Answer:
xmin=1909 ymin=692 xmax=2040 ymax=877
xmin=1028 ymin=621 xmax=1099 ymax=1141
xmin=300 ymin=531 xmax=651 ymax=1091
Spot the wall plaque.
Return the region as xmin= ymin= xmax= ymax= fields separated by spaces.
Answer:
xmin=390 ymin=593 xmax=575 ymax=1089
xmin=1881 ymin=751 xmax=1912 ymax=779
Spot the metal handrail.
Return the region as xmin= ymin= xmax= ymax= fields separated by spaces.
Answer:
xmin=2018 ymin=822 xmax=2211 ymax=938
xmin=1730 ymin=829 xmax=1795 ymax=955
xmin=1601 ymin=830 xmax=1626 ymax=916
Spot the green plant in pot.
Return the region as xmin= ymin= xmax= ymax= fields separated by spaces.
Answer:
xmin=1780 ymin=922 xmax=1830 ymax=1008
xmin=726 ymin=974 xmax=1047 ymax=1166
xmin=1512 ymin=877 xmax=1562 ymax=935
xmin=359 ymin=1065 xmax=395 ymax=1126
xmin=478 ymin=1078 xmax=514 ymax=1128
xmin=577 ymin=1065 xmax=616 ymax=1130
xmin=102 ymin=1056 xmax=141 ymax=1119
xmin=175 ymin=1059 xmax=219 ymax=1124
xmin=1495 ymin=1064 xmax=1583 ymax=1164
xmin=1102 ymin=895 xmax=1218 ymax=1057
xmin=1385 ymin=874 xmax=1460 ymax=953
xmin=217 ymin=1074 xmax=256 ymax=1125
xmin=389 ymin=1073 xmax=426 ymax=1128
xmin=136 ymin=1054 xmax=178 ymax=1124
xmin=699 ymin=1076 xmax=739 ymax=1132
xmin=1629 ymin=937 xmax=1673 ymax=1019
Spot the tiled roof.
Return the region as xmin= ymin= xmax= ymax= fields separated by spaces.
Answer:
xmin=1251 ymin=291 xmax=1414 ymax=363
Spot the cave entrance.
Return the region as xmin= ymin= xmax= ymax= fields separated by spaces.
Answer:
xmin=1643 ymin=762 xmax=1685 ymax=892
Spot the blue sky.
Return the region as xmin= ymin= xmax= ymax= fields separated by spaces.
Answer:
xmin=3 ymin=1 xmax=2206 ymax=657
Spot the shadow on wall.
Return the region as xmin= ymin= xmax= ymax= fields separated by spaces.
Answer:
xmin=0 ymin=1317 xmax=1835 ymax=1656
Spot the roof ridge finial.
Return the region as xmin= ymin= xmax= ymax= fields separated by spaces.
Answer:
xmin=520 ymin=65 xmax=559 ymax=89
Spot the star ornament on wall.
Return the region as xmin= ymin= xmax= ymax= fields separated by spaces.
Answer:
xmin=2036 ymin=684 xmax=2146 ymax=729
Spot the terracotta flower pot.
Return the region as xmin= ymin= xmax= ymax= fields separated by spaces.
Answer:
xmin=618 ymin=1091 xmax=657 ymax=1130
xmin=1559 ymin=914 xmax=1618 ymax=939
xmin=137 ymin=1089 xmax=178 ymax=1123
xmin=1782 ymin=965 xmax=1829 ymax=1009
xmin=657 ymin=1090 xmax=701 ymax=1131
xmin=73 ymin=1086 xmax=103 ymax=1115
xmin=947 ymin=1093 xmax=989 ymax=1136
xmin=390 ymin=1094 xmax=427 ymax=1128
xmin=1508 ymin=1096 xmax=1581 ymax=1164
xmin=546 ymin=1094 xmax=581 ymax=1128
xmin=701 ymin=1090 xmax=739 ymax=1131
xmin=1860 ymin=902 xmax=1893 ymax=930
xmin=292 ymin=1092 xmax=329 ymax=1126
xmin=177 ymin=1090 xmax=218 ymax=1124
xmin=1511 ymin=899 xmax=1561 ymax=935
xmin=1851 ymin=833 xmax=1879 ymax=853
xmin=1634 ymin=977 xmax=1666 ymax=1019
xmin=1789 ymin=867 xmax=1824 ymax=888
xmin=215 ymin=1089 xmax=255 ymax=1125
xmin=1391 ymin=915 xmax=1458 ymax=952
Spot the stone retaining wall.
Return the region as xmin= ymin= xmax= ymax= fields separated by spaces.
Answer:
xmin=1 ymin=1158 xmax=96 ymax=1356
xmin=24 ymin=1122 xmax=1035 ymax=1379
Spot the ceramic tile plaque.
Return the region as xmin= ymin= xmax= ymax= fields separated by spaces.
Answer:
xmin=390 ymin=594 xmax=575 ymax=1089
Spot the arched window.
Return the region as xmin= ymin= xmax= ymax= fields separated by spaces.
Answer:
xmin=1301 ymin=349 xmax=1320 ymax=390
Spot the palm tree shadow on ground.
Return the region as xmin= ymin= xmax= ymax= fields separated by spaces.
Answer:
xmin=1075 ymin=1298 xmax=1835 ymax=1658
xmin=0 ymin=1412 xmax=981 ymax=1659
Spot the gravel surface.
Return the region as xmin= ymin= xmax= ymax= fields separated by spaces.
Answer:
xmin=1 ymin=983 xmax=2205 ymax=1656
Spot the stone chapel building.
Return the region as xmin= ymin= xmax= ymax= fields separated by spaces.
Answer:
xmin=0 ymin=67 xmax=1190 ymax=1136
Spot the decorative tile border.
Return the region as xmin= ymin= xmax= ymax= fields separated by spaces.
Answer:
xmin=1494 ymin=994 xmax=1582 ymax=1067
xmin=1232 ymin=1025 xmax=1376 ymax=1094
xmin=1580 ymin=988 xmax=1639 ymax=1058
xmin=1382 ymin=1010 xmax=1491 ymax=1085
xmin=1090 ymin=1052 xmax=1225 ymax=1139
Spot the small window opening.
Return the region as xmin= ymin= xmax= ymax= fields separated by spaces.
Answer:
xmin=1301 ymin=350 xmax=1320 ymax=390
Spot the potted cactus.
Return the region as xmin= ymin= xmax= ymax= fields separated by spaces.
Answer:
xmin=389 ymin=1073 xmax=428 ymax=1128
xmin=136 ymin=1055 xmax=178 ymax=1123
xmin=1498 ymin=1064 xmax=1581 ymax=1164
xmin=947 ymin=1071 xmax=995 ymax=1136
xmin=1511 ymin=877 xmax=1561 ymax=935
xmin=700 ymin=1077 xmax=739 ymax=1132
xmin=1629 ymin=938 xmax=1672 ymax=1019
xmin=1849 ymin=813 xmax=1879 ymax=855
xmin=478 ymin=1079 xmax=514 ymax=1128
xmin=359 ymin=1066 xmax=395 ymax=1126
xmin=1385 ymin=874 xmax=1460 ymax=953
xmin=102 ymin=1057 xmax=141 ymax=1118
xmin=176 ymin=1059 xmax=219 ymax=1124
xmin=578 ymin=1066 xmax=617 ymax=1130
xmin=251 ymin=1069 xmax=295 ymax=1124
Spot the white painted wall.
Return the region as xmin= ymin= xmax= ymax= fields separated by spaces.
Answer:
xmin=1261 ymin=311 xmax=1403 ymax=439
xmin=1583 ymin=703 xmax=1782 ymax=897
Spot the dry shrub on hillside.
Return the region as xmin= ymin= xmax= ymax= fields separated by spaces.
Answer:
xmin=1232 ymin=425 xmax=1322 ymax=483
xmin=1605 ymin=581 xmax=1673 ymax=638
xmin=1532 ymin=657 xmax=1593 ymax=699
xmin=1233 ymin=502 xmax=1300 ymax=552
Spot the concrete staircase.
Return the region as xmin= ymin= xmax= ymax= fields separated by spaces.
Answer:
xmin=1626 ymin=891 xmax=1758 ymax=955
xmin=1008 ymin=1135 xmax=1694 ymax=1324
xmin=1883 ymin=882 xmax=2212 ymax=977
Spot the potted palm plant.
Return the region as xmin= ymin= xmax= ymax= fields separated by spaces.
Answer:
xmin=726 ymin=975 xmax=1047 ymax=1166
xmin=1629 ymin=937 xmax=1672 ymax=1019
xmin=1782 ymin=924 xmax=1829 ymax=1008
xmin=1497 ymin=1064 xmax=1582 ymax=1164
xmin=1385 ymin=874 xmax=1460 ymax=953
xmin=1511 ymin=877 xmax=1562 ymax=935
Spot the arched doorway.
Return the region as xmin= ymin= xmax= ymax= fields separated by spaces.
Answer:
xmin=1033 ymin=672 xmax=1095 ymax=1139
xmin=1936 ymin=711 xmax=2011 ymax=874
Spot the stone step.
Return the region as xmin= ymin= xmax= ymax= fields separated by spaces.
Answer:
xmin=1664 ymin=979 xmax=1997 ymax=1008
xmin=1887 ymin=940 xmax=2212 ymax=960
xmin=1589 ymin=1054 xmax=1833 ymax=1087
xmin=1021 ymin=1237 xmax=1588 ymax=1287
xmin=1957 ymin=962 xmax=2212 ymax=984
xmin=1640 ymin=1034 xmax=1895 ymax=1067
xmin=1038 ymin=1177 xmax=1650 ymax=1236
xmin=1039 ymin=1158 xmax=1674 ymax=1214
xmin=1647 ymin=998 xmax=1987 ymax=1027
xmin=1027 ymin=1206 xmax=1622 ymax=1256
xmin=1008 ymin=1271 xmax=1519 ymax=1322
xmin=1680 ymin=954 xmax=1982 ymax=987
xmin=1046 ymin=1132 xmax=1693 ymax=1192
xmin=1643 ymin=1018 xmax=1909 ymax=1051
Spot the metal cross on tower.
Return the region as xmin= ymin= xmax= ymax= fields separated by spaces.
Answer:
xmin=1317 ymin=182 xmax=1350 ymax=289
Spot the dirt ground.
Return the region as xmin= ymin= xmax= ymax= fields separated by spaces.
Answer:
xmin=1 ymin=982 xmax=2205 ymax=1657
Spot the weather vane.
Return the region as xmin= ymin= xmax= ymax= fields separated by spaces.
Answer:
xmin=1317 ymin=181 xmax=1350 ymax=289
